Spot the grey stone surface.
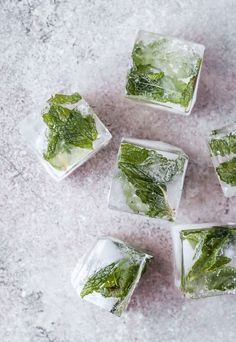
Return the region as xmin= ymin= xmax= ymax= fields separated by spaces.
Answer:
xmin=1 ymin=0 xmax=236 ymax=341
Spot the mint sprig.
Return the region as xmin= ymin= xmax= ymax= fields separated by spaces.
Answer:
xmin=42 ymin=92 xmax=98 ymax=170
xmin=118 ymin=143 xmax=185 ymax=221
xmin=80 ymin=257 xmax=140 ymax=301
xmin=181 ymin=226 xmax=236 ymax=295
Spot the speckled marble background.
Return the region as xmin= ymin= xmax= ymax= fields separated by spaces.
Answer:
xmin=1 ymin=1 xmax=236 ymax=341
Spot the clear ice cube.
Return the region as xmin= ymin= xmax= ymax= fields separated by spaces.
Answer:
xmin=19 ymin=96 xmax=112 ymax=181
xmin=208 ymin=123 xmax=236 ymax=197
xmin=126 ymin=30 xmax=205 ymax=115
xmin=172 ymin=223 xmax=236 ymax=298
xmin=108 ymin=138 xmax=188 ymax=222
xmin=71 ymin=237 xmax=152 ymax=316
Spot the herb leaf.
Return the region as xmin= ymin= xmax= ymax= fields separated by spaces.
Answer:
xmin=118 ymin=143 xmax=185 ymax=221
xmin=49 ymin=92 xmax=82 ymax=105
xmin=209 ymin=133 xmax=236 ymax=157
xmin=216 ymin=158 xmax=236 ymax=186
xmin=42 ymin=94 xmax=98 ymax=170
xmin=80 ymin=257 xmax=141 ymax=301
xmin=126 ymin=39 xmax=202 ymax=110
xmin=181 ymin=226 xmax=236 ymax=294
xmin=207 ymin=267 xmax=236 ymax=291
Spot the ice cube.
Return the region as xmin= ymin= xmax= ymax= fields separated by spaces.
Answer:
xmin=71 ymin=237 xmax=152 ymax=316
xmin=126 ymin=30 xmax=205 ymax=115
xmin=108 ymin=138 xmax=188 ymax=222
xmin=19 ymin=93 xmax=112 ymax=181
xmin=208 ymin=123 xmax=236 ymax=197
xmin=172 ymin=223 xmax=236 ymax=298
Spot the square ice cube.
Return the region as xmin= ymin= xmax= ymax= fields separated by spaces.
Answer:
xmin=108 ymin=138 xmax=188 ymax=222
xmin=208 ymin=123 xmax=236 ymax=197
xmin=172 ymin=223 xmax=236 ymax=298
xmin=126 ymin=30 xmax=205 ymax=115
xmin=19 ymin=92 xmax=112 ymax=181
xmin=71 ymin=237 xmax=152 ymax=316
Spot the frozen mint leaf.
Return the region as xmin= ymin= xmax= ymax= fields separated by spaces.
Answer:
xmin=63 ymin=110 xmax=98 ymax=148
xmin=48 ymin=92 xmax=82 ymax=105
xmin=118 ymin=143 xmax=185 ymax=221
xmin=216 ymin=158 xmax=236 ymax=186
xmin=209 ymin=133 xmax=236 ymax=157
xmin=43 ymin=97 xmax=98 ymax=169
xmin=80 ymin=257 xmax=141 ymax=301
xmin=179 ymin=76 xmax=196 ymax=108
xmin=147 ymin=71 xmax=165 ymax=81
xmin=207 ymin=256 xmax=232 ymax=271
xmin=181 ymin=226 xmax=236 ymax=294
xmin=207 ymin=267 xmax=236 ymax=291
xmin=181 ymin=229 xmax=206 ymax=249
xmin=184 ymin=227 xmax=232 ymax=275
xmin=80 ymin=261 xmax=117 ymax=298
xmin=126 ymin=67 xmax=165 ymax=101
xmin=43 ymin=105 xmax=71 ymax=125
xmin=126 ymin=38 xmax=202 ymax=109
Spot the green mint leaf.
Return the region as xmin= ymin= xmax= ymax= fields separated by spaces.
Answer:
xmin=48 ymin=92 xmax=82 ymax=105
xmin=179 ymin=76 xmax=196 ymax=108
xmin=181 ymin=226 xmax=236 ymax=294
xmin=180 ymin=230 xmax=204 ymax=249
xmin=209 ymin=133 xmax=236 ymax=157
xmin=147 ymin=71 xmax=165 ymax=81
xmin=126 ymin=38 xmax=202 ymax=109
xmin=80 ymin=257 xmax=141 ymax=301
xmin=207 ymin=266 xmax=236 ymax=291
xmin=118 ymin=143 xmax=185 ymax=221
xmin=126 ymin=67 xmax=165 ymax=101
xmin=207 ymin=256 xmax=232 ymax=271
xmin=43 ymin=97 xmax=98 ymax=170
xmin=216 ymin=158 xmax=236 ymax=186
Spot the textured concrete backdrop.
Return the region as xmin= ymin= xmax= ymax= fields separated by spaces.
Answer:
xmin=1 ymin=1 xmax=236 ymax=341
